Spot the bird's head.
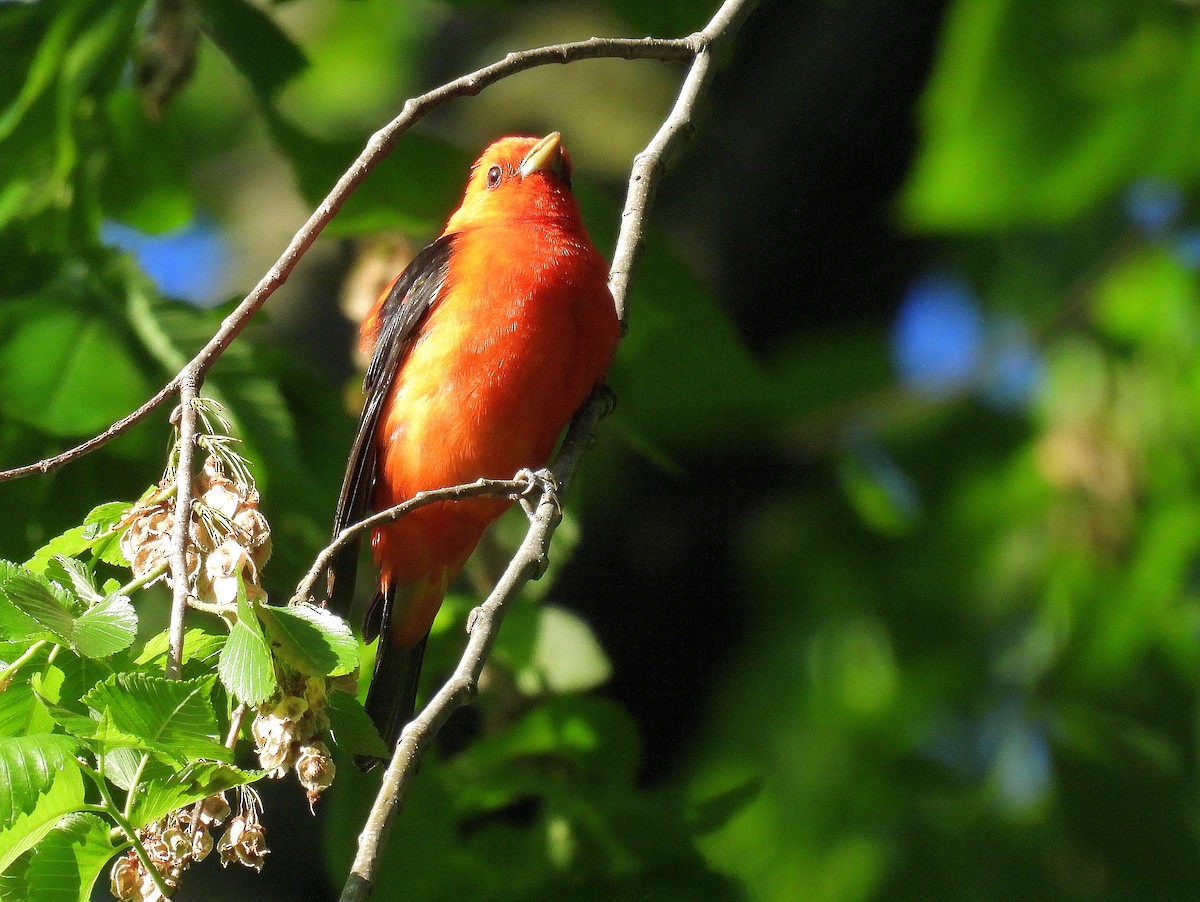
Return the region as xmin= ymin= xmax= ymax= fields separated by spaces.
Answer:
xmin=443 ymin=132 xmax=580 ymax=233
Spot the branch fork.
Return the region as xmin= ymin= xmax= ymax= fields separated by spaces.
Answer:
xmin=0 ymin=0 xmax=760 ymax=896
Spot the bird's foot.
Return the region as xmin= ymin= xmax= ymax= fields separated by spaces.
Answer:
xmin=513 ymin=468 xmax=560 ymax=519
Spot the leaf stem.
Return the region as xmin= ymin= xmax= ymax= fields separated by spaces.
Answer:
xmin=79 ymin=759 xmax=175 ymax=900
xmin=0 ymin=640 xmax=46 ymax=686
xmin=117 ymin=562 xmax=169 ymax=597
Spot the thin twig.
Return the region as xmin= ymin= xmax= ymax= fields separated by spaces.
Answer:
xmin=0 ymin=36 xmax=703 ymax=486
xmin=339 ymin=1 xmax=758 ymax=896
xmin=166 ymin=376 xmax=199 ymax=680
xmin=0 ymin=382 xmax=178 ymax=481
xmin=340 ymin=396 xmax=606 ymax=901
xmin=291 ymin=476 xmax=543 ymax=606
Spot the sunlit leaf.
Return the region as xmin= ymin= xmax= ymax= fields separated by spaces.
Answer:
xmin=0 ymin=734 xmax=80 ymax=830
xmin=23 ymin=812 xmax=116 ymax=902
xmin=0 ymin=562 xmax=75 ymax=646
xmin=82 ymin=674 xmax=228 ymax=763
xmin=0 ymin=761 xmax=85 ymax=876
xmin=129 ymin=761 xmax=263 ymax=830
xmin=217 ymin=585 xmax=276 ymax=707
xmin=71 ymin=593 xmax=138 ymax=659
xmin=259 ymin=602 xmax=358 ymax=677
xmin=903 ymin=0 xmax=1200 ymax=227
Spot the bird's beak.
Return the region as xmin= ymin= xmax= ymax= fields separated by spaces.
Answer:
xmin=518 ymin=132 xmax=563 ymax=179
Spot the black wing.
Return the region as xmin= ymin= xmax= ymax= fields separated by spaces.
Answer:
xmin=326 ymin=234 xmax=456 ymax=618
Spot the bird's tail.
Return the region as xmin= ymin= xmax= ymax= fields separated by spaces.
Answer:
xmin=358 ymin=623 xmax=428 ymax=771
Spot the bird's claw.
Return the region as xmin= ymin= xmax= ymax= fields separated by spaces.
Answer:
xmin=514 ymin=468 xmax=560 ymax=519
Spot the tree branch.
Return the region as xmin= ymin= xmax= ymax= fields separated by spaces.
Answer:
xmin=290 ymin=475 xmax=548 ymax=606
xmin=0 ymin=34 xmax=703 ymax=486
xmin=339 ymin=0 xmax=758 ymax=896
xmin=165 ymin=375 xmax=199 ymax=680
xmin=339 ymin=391 xmax=610 ymax=902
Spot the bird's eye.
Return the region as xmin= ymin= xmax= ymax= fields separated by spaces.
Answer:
xmin=485 ymin=165 xmax=503 ymax=189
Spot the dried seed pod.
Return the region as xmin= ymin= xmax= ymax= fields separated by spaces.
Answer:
xmin=110 ymin=853 xmax=141 ymax=900
xmin=296 ymin=741 xmax=336 ymax=807
xmin=199 ymin=792 xmax=231 ymax=827
xmin=217 ymin=813 xmax=270 ymax=871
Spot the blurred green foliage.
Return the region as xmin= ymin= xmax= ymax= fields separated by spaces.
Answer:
xmin=4 ymin=0 xmax=1200 ymax=899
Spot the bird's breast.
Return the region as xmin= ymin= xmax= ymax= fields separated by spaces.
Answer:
xmin=375 ymin=220 xmax=617 ymax=500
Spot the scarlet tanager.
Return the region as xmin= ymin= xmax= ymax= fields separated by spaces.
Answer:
xmin=328 ymin=133 xmax=621 ymax=759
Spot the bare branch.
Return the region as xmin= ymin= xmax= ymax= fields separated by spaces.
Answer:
xmin=339 ymin=0 xmax=758 ymax=895
xmin=290 ymin=475 xmax=546 ymax=606
xmin=165 ymin=376 xmax=199 ymax=680
xmin=0 ymin=35 xmax=699 ymax=486
xmin=0 ymin=381 xmax=178 ymax=481
xmin=610 ymin=0 xmax=761 ymax=320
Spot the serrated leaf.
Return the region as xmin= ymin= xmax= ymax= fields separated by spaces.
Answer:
xmin=136 ymin=626 xmax=225 ymax=671
xmin=0 ymin=562 xmax=75 ymax=645
xmin=99 ymin=749 xmax=148 ymax=794
xmin=217 ymin=584 xmax=276 ymax=706
xmin=259 ymin=603 xmax=358 ymax=677
xmin=23 ymin=812 xmax=116 ymax=902
xmin=42 ymin=558 xmax=99 ymax=606
xmin=0 ymin=735 xmax=80 ymax=829
xmin=0 ymin=682 xmax=53 ymax=738
xmin=129 ymin=761 xmax=263 ymax=830
xmin=71 ymin=594 xmax=137 ymax=658
xmin=0 ymin=741 xmax=84 ymax=875
xmin=83 ymin=674 xmax=229 ymax=764
xmin=0 ymin=769 xmax=85 ymax=879
xmin=325 ymin=690 xmax=388 ymax=760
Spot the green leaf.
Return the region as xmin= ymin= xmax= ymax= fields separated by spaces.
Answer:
xmin=457 ymin=697 xmax=641 ymax=785
xmin=129 ymin=760 xmax=262 ymax=830
xmin=99 ymin=749 xmax=149 ymax=794
xmin=136 ymin=626 xmax=226 ymax=671
xmin=71 ymin=593 xmax=137 ymax=658
xmin=325 ymin=690 xmax=388 ymax=760
xmin=24 ymin=503 xmax=132 ymax=574
xmin=195 ymin=0 xmax=307 ymax=100
xmin=42 ymin=557 xmax=100 ymax=606
xmin=0 ymin=682 xmax=53 ymax=738
xmin=690 ymin=777 xmax=764 ymax=836
xmin=23 ymin=812 xmax=116 ymax=902
xmin=0 ymin=735 xmax=80 ymax=830
xmin=0 ymin=762 xmax=85 ymax=877
xmin=0 ymin=296 xmax=153 ymax=437
xmin=903 ymin=0 xmax=1200 ymax=228
xmin=82 ymin=674 xmax=229 ymax=763
xmin=0 ymin=561 xmax=75 ymax=645
xmin=0 ymin=562 xmax=136 ymax=658
xmin=217 ymin=584 xmax=276 ymax=706
xmin=598 ymin=215 xmax=772 ymax=453
xmin=0 ymin=848 xmax=30 ymax=902
xmin=259 ymin=603 xmax=358 ymax=677
xmin=518 ymin=605 xmax=612 ymax=695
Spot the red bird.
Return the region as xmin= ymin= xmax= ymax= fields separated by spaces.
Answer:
xmin=329 ymin=133 xmax=621 ymax=758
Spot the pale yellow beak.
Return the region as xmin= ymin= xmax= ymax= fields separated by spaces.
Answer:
xmin=518 ymin=132 xmax=563 ymax=178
